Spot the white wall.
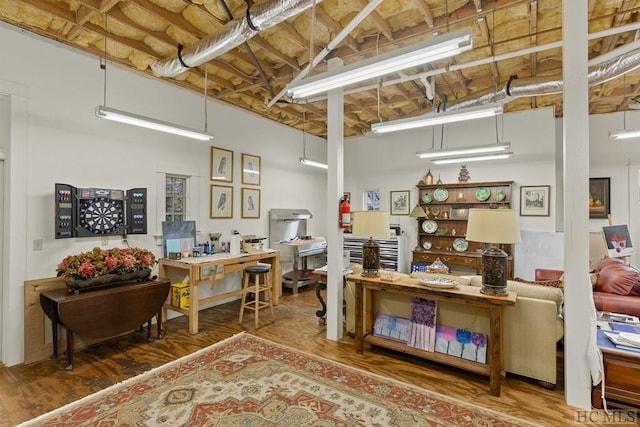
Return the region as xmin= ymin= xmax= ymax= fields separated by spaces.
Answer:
xmin=0 ymin=23 xmax=328 ymax=365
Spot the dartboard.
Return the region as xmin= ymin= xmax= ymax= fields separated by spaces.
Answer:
xmin=79 ymin=197 xmax=124 ymax=234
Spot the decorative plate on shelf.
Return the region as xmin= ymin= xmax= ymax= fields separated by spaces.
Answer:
xmin=417 ymin=276 xmax=459 ymax=289
xmin=495 ymin=191 xmax=506 ymax=202
xmin=422 ymin=193 xmax=433 ymax=203
xmin=422 ymin=220 xmax=438 ymax=234
xmin=422 ymin=241 xmax=432 ymax=250
xmin=453 ymin=238 xmax=469 ymax=252
xmin=475 ymin=187 xmax=491 ymax=201
xmin=433 ymin=188 xmax=449 ymax=202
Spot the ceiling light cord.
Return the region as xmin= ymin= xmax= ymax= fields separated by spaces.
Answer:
xmin=203 ymin=67 xmax=209 ymax=133
xmin=102 ymin=13 xmax=108 ymax=107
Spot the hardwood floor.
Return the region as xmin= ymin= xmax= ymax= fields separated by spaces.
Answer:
xmin=0 ymin=286 xmax=587 ymax=426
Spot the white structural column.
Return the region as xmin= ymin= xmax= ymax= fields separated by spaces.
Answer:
xmin=563 ymin=0 xmax=597 ymax=408
xmin=325 ymin=57 xmax=345 ymax=341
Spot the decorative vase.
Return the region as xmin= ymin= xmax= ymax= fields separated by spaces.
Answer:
xmin=425 ymin=169 xmax=434 ymax=185
xmin=65 ymin=268 xmax=152 ymax=292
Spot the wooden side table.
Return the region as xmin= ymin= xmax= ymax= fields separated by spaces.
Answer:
xmin=40 ymin=279 xmax=170 ymax=370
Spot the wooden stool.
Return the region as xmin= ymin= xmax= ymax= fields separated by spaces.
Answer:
xmin=239 ymin=265 xmax=274 ymax=327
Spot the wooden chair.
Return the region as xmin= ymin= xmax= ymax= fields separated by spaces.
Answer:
xmin=239 ymin=265 xmax=274 ymax=328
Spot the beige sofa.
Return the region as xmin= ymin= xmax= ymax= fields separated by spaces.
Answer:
xmin=345 ymin=272 xmax=564 ymax=387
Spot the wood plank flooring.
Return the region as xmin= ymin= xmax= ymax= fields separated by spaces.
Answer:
xmin=0 ymin=286 xmax=585 ymax=426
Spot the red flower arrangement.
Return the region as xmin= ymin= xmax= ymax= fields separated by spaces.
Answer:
xmin=56 ymin=247 xmax=156 ymax=280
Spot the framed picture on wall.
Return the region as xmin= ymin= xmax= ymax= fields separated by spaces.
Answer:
xmin=241 ymin=188 xmax=260 ymax=218
xmin=241 ymin=153 xmax=261 ymax=185
xmin=210 ymin=146 xmax=233 ymax=182
xmin=210 ymin=185 xmax=233 ymax=218
xmin=390 ymin=190 xmax=410 ymax=215
xmin=519 ymin=185 xmax=550 ymax=216
xmin=589 ymin=177 xmax=611 ymax=219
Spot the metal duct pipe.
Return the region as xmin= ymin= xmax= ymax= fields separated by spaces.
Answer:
xmin=151 ymin=0 xmax=324 ymax=77
xmin=444 ymin=48 xmax=640 ymax=112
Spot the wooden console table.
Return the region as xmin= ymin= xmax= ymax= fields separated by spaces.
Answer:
xmin=40 ymin=279 xmax=170 ymax=370
xmin=350 ymin=274 xmax=516 ymax=396
xmin=159 ymin=250 xmax=280 ymax=334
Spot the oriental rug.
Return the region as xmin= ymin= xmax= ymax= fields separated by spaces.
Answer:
xmin=19 ymin=333 xmax=539 ymax=426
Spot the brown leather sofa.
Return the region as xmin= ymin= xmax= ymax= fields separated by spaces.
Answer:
xmin=536 ymin=257 xmax=640 ymax=318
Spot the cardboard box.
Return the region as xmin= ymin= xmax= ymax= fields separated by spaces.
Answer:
xmin=171 ymin=283 xmax=190 ymax=308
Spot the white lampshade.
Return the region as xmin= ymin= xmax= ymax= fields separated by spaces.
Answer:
xmin=352 ymin=211 xmax=390 ymax=237
xmin=465 ymin=209 xmax=521 ymax=244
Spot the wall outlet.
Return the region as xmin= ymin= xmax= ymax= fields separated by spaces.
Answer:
xmin=101 ymin=236 xmax=109 ymax=246
xmin=33 ymin=239 xmax=43 ymax=251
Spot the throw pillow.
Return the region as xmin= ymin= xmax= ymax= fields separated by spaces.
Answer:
xmin=514 ymin=277 xmax=563 ymax=288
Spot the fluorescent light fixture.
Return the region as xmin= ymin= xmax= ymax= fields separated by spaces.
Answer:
xmin=287 ymin=28 xmax=472 ymax=99
xmin=609 ymin=129 xmax=640 ymax=140
xmin=431 ymin=152 xmax=513 ymax=165
xmin=300 ymin=157 xmax=328 ymax=169
xmin=95 ymin=105 xmax=214 ymax=141
xmin=417 ymin=142 xmax=511 ymax=159
xmin=372 ymin=104 xmax=503 ymax=134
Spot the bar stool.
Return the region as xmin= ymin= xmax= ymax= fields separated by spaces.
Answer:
xmin=239 ymin=265 xmax=274 ymax=328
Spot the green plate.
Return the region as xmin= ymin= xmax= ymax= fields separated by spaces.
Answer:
xmin=433 ymin=188 xmax=449 ymax=202
xmin=422 ymin=193 xmax=433 ymax=203
xmin=496 ymin=191 xmax=506 ymax=202
xmin=475 ymin=187 xmax=491 ymax=201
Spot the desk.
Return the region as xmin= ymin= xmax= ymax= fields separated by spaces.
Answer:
xmin=350 ymin=274 xmax=516 ymax=397
xmin=159 ymin=250 xmax=280 ymax=334
xmin=40 ymin=279 xmax=170 ymax=370
xmin=593 ymin=327 xmax=640 ymax=408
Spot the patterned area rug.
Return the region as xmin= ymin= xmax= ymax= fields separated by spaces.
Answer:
xmin=19 ymin=333 xmax=539 ymax=426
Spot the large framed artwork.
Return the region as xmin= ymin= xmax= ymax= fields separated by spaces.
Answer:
xmin=241 ymin=153 xmax=261 ymax=186
xmin=210 ymin=146 xmax=233 ymax=182
xmin=241 ymin=188 xmax=260 ymax=218
xmin=589 ymin=177 xmax=611 ymax=219
xmin=519 ymin=185 xmax=550 ymax=216
xmin=210 ymin=185 xmax=233 ymax=218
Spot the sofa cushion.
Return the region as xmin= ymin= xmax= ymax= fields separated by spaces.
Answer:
xmin=467 ymin=276 xmax=564 ymax=317
xmin=514 ymin=277 xmax=563 ymax=289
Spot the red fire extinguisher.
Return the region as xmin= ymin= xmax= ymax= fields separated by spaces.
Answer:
xmin=340 ymin=196 xmax=351 ymax=231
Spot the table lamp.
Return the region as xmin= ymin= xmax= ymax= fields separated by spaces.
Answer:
xmin=352 ymin=211 xmax=390 ymax=277
xmin=465 ymin=208 xmax=520 ymax=296
xmin=409 ymin=204 xmax=428 ymax=252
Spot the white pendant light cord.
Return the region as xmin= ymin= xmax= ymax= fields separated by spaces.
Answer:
xmin=102 ymin=13 xmax=108 ymax=107
xmin=203 ymin=66 xmax=209 ymax=133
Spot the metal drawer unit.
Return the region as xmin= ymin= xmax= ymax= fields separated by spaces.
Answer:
xmin=344 ymin=236 xmax=401 ymax=271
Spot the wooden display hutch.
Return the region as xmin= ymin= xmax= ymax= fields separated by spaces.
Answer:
xmin=413 ymin=180 xmax=514 ymax=275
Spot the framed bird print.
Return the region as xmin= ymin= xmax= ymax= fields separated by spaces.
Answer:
xmin=241 ymin=153 xmax=261 ymax=185
xmin=210 ymin=185 xmax=233 ymax=218
xmin=241 ymin=188 xmax=260 ymax=218
xmin=210 ymin=146 xmax=233 ymax=182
